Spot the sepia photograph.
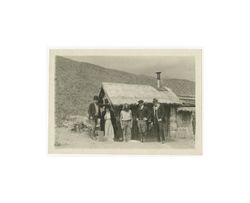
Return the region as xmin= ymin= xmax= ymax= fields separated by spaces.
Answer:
xmin=3 ymin=0 xmax=250 ymax=202
xmin=49 ymin=49 xmax=202 ymax=154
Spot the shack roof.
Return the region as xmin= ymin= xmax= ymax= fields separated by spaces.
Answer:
xmin=177 ymin=107 xmax=195 ymax=112
xmin=101 ymin=82 xmax=181 ymax=105
xmin=165 ymin=79 xmax=195 ymax=97
xmin=178 ymin=95 xmax=195 ymax=106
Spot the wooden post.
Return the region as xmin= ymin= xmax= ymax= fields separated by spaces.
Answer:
xmin=169 ymin=106 xmax=178 ymax=138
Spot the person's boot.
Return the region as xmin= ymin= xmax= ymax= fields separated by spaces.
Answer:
xmin=141 ymin=134 xmax=144 ymax=143
xmin=89 ymin=130 xmax=94 ymax=140
xmin=158 ymin=135 xmax=162 ymax=143
xmin=160 ymin=134 xmax=163 ymax=143
xmin=162 ymin=137 xmax=166 ymax=144
xmin=92 ymin=131 xmax=96 ymax=140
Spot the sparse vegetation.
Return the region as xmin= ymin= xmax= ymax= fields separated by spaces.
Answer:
xmin=55 ymin=56 xmax=195 ymax=127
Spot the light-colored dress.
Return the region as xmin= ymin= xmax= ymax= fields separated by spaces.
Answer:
xmin=104 ymin=112 xmax=114 ymax=141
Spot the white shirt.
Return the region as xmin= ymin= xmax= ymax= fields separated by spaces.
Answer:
xmin=105 ymin=112 xmax=111 ymax=120
xmin=153 ymin=104 xmax=160 ymax=119
xmin=120 ymin=110 xmax=132 ymax=121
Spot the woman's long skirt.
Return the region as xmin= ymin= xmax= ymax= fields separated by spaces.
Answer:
xmin=105 ymin=120 xmax=114 ymax=141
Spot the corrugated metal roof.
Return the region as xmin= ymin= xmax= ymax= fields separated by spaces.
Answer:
xmin=101 ymin=82 xmax=181 ymax=105
xmin=165 ymin=87 xmax=195 ymax=106
xmin=165 ymin=79 xmax=195 ymax=97
xmin=178 ymin=95 xmax=196 ymax=106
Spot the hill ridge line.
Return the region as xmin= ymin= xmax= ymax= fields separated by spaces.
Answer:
xmin=59 ymin=56 xmax=195 ymax=83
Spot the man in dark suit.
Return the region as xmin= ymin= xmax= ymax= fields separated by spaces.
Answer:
xmin=149 ymin=98 xmax=166 ymax=143
xmin=88 ymin=95 xmax=99 ymax=140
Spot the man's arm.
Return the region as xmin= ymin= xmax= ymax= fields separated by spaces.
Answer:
xmin=88 ymin=103 xmax=93 ymax=119
xmin=158 ymin=106 xmax=165 ymax=121
xmin=147 ymin=109 xmax=153 ymax=123
xmin=120 ymin=111 xmax=124 ymax=129
xmin=129 ymin=110 xmax=133 ymax=120
xmin=135 ymin=108 xmax=139 ymax=120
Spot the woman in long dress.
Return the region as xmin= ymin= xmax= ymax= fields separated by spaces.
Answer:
xmin=102 ymin=105 xmax=116 ymax=142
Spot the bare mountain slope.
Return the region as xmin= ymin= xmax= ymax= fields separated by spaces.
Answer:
xmin=55 ymin=56 xmax=195 ymax=126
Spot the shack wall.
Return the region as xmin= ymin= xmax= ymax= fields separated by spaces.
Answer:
xmin=176 ymin=111 xmax=194 ymax=138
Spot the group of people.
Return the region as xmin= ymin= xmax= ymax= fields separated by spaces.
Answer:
xmin=88 ymin=96 xmax=167 ymax=144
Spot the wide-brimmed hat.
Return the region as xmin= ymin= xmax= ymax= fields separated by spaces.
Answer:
xmin=104 ymin=98 xmax=109 ymax=104
xmin=138 ymin=100 xmax=144 ymax=104
xmin=153 ymin=98 xmax=158 ymax=103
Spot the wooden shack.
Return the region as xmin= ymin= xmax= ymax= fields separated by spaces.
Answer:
xmin=176 ymin=93 xmax=195 ymax=139
xmin=98 ymin=82 xmax=182 ymax=141
xmin=176 ymin=106 xmax=195 ymax=138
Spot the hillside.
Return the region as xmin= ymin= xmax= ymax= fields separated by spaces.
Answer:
xmin=55 ymin=56 xmax=195 ymax=126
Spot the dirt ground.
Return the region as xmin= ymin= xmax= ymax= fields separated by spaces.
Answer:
xmin=55 ymin=127 xmax=195 ymax=150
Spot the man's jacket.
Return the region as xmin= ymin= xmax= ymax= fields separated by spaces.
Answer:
xmin=88 ymin=102 xmax=99 ymax=119
xmin=136 ymin=105 xmax=149 ymax=120
xmin=149 ymin=104 xmax=166 ymax=123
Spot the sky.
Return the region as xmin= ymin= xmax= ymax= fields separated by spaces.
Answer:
xmin=66 ymin=55 xmax=195 ymax=81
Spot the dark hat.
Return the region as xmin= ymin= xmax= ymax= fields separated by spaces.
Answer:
xmin=104 ymin=98 xmax=109 ymax=104
xmin=138 ymin=100 xmax=144 ymax=104
xmin=153 ymin=98 xmax=158 ymax=103
xmin=93 ymin=95 xmax=99 ymax=101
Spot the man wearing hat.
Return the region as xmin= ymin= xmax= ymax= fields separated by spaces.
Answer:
xmin=88 ymin=95 xmax=100 ymax=140
xmin=136 ymin=100 xmax=149 ymax=142
xmin=149 ymin=98 xmax=166 ymax=143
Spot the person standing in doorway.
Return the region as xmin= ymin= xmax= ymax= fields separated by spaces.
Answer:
xmin=136 ymin=100 xmax=149 ymax=142
xmin=120 ymin=103 xmax=133 ymax=142
xmin=88 ymin=95 xmax=99 ymax=140
xmin=149 ymin=98 xmax=166 ymax=144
